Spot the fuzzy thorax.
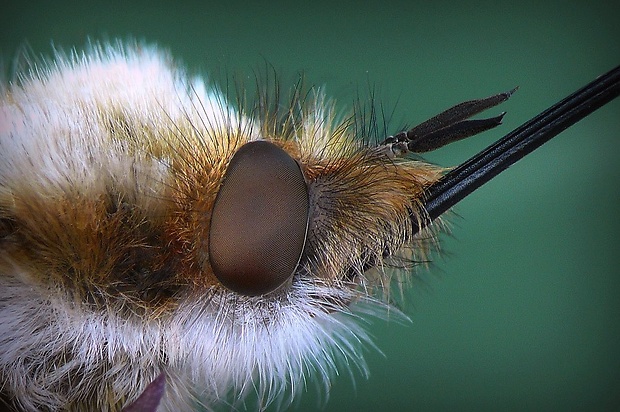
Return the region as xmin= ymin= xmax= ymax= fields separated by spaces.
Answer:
xmin=0 ymin=42 xmax=443 ymax=411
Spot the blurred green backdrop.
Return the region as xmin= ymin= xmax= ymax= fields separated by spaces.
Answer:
xmin=2 ymin=1 xmax=619 ymax=411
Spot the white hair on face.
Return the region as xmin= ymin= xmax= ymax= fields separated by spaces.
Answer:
xmin=0 ymin=42 xmax=251 ymax=199
xmin=1 ymin=41 xmax=419 ymax=411
xmin=0 ymin=272 xmax=376 ymax=410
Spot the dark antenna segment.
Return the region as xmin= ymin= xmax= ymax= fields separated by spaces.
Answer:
xmin=415 ymin=65 xmax=620 ymax=234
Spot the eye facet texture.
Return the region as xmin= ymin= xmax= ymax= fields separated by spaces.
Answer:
xmin=209 ymin=141 xmax=310 ymax=295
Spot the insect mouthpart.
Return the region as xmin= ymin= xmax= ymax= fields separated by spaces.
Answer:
xmin=209 ymin=140 xmax=310 ymax=296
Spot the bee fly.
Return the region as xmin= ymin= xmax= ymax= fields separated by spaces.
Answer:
xmin=0 ymin=42 xmax=618 ymax=411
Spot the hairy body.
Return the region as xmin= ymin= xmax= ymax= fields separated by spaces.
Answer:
xmin=0 ymin=42 xmax=444 ymax=411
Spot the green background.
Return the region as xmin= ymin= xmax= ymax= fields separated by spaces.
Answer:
xmin=2 ymin=1 xmax=619 ymax=410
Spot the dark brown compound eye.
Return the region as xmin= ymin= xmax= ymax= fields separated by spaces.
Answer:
xmin=208 ymin=140 xmax=310 ymax=296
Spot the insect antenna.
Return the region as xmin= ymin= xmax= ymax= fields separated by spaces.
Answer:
xmin=414 ymin=65 xmax=620 ymax=234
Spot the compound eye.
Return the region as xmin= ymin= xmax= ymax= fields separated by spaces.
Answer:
xmin=209 ymin=141 xmax=310 ymax=296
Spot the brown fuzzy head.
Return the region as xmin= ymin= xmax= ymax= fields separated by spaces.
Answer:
xmin=0 ymin=42 xmax=509 ymax=411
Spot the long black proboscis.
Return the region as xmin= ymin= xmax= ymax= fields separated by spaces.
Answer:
xmin=414 ymin=64 xmax=620 ymax=234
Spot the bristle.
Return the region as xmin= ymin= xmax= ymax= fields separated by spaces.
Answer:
xmin=0 ymin=42 xmax=445 ymax=411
